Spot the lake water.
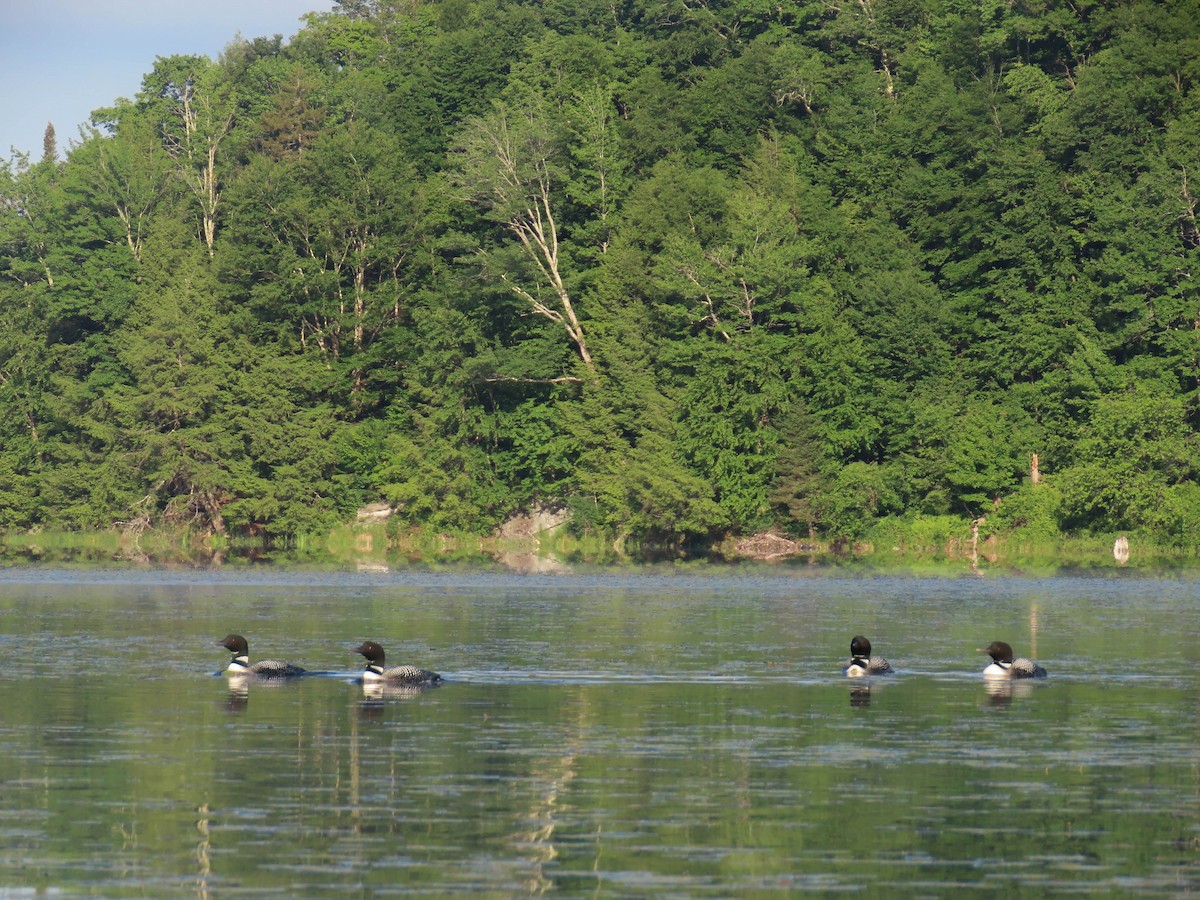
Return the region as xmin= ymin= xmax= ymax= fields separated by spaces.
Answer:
xmin=0 ymin=566 xmax=1197 ymax=896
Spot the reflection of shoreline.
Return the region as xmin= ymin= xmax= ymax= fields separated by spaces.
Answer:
xmin=494 ymin=552 xmax=569 ymax=574
xmin=195 ymin=804 xmax=212 ymax=900
xmin=507 ymin=697 xmax=587 ymax=892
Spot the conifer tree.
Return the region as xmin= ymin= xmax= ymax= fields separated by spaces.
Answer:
xmin=41 ymin=123 xmax=57 ymax=164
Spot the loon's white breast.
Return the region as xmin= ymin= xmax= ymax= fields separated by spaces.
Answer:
xmin=355 ymin=641 xmax=442 ymax=687
xmin=978 ymin=641 xmax=1047 ymax=679
xmin=844 ymin=660 xmax=870 ymax=677
xmin=842 ymin=636 xmax=892 ymax=677
xmin=217 ymin=634 xmax=306 ymax=678
xmin=364 ymin=663 xmax=442 ymax=685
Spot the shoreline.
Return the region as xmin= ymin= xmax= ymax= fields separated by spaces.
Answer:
xmin=1 ymin=525 xmax=1193 ymax=575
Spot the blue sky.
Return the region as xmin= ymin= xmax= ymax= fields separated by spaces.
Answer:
xmin=1 ymin=0 xmax=335 ymax=160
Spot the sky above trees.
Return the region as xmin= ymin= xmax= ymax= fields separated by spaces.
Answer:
xmin=0 ymin=0 xmax=332 ymax=158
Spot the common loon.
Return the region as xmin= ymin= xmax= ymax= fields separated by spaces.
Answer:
xmin=978 ymin=640 xmax=1047 ymax=678
xmin=354 ymin=641 xmax=442 ymax=686
xmin=843 ymin=635 xmax=893 ymax=676
xmin=217 ymin=634 xmax=306 ymax=678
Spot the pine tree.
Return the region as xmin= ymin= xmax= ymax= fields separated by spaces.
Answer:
xmin=41 ymin=123 xmax=57 ymax=164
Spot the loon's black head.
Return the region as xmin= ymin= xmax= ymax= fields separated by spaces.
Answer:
xmin=978 ymin=641 xmax=1015 ymax=664
xmin=218 ymin=634 xmax=249 ymax=656
xmin=849 ymin=635 xmax=873 ymax=658
xmin=354 ymin=641 xmax=386 ymax=666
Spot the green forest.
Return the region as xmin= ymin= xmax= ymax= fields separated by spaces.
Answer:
xmin=2 ymin=0 xmax=1199 ymax=551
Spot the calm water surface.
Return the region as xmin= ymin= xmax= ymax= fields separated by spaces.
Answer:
xmin=0 ymin=567 xmax=1197 ymax=896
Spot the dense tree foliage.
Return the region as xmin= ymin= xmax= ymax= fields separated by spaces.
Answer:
xmin=2 ymin=0 xmax=1198 ymax=546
